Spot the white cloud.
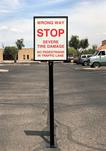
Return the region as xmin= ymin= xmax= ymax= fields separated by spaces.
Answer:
xmin=1 ymin=0 xmax=20 ymax=7
xmin=10 ymin=28 xmax=22 ymax=33
xmin=47 ymin=0 xmax=66 ymax=3
xmin=0 ymin=25 xmax=8 ymax=30
xmin=0 ymin=0 xmax=23 ymax=15
xmin=0 ymin=19 xmax=33 ymax=47
xmin=68 ymin=1 xmax=106 ymax=46
xmin=0 ymin=9 xmax=10 ymax=14
xmin=103 ymin=32 xmax=106 ymax=35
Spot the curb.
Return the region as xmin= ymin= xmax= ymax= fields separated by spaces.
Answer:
xmin=0 ymin=69 xmax=9 ymax=72
xmin=82 ymin=67 xmax=106 ymax=71
xmin=75 ymin=67 xmax=106 ymax=71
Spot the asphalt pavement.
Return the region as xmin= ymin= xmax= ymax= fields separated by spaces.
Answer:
xmin=0 ymin=63 xmax=106 ymax=151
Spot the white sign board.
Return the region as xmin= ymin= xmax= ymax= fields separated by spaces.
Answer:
xmin=34 ymin=16 xmax=68 ymax=61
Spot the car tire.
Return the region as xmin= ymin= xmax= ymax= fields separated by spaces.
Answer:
xmin=93 ymin=62 xmax=100 ymax=68
xmin=83 ymin=61 xmax=88 ymax=66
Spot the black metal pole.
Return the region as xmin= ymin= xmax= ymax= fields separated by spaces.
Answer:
xmin=48 ymin=61 xmax=55 ymax=147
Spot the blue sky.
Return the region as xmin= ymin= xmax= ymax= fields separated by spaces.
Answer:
xmin=0 ymin=0 xmax=106 ymax=48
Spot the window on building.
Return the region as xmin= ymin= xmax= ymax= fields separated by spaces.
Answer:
xmin=23 ymin=55 xmax=25 ymax=60
xmin=27 ymin=55 xmax=29 ymax=60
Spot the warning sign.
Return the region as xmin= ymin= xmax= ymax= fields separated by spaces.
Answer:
xmin=34 ymin=16 xmax=68 ymax=61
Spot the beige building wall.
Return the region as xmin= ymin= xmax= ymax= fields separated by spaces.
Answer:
xmin=0 ymin=49 xmax=3 ymax=62
xmin=97 ymin=40 xmax=106 ymax=50
xmin=18 ymin=48 xmax=33 ymax=61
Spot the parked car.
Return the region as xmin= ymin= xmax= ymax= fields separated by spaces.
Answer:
xmin=81 ymin=54 xmax=92 ymax=66
xmin=64 ymin=56 xmax=74 ymax=63
xmin=74 ymin=54 xmax=92 ymax=65
xmin=73 ymin=57 xmax=80 ymax=64
xmin=90 ymin=50 xmax=106 ymax=68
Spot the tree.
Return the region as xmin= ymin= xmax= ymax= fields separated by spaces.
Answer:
xmin=80 ymin=39 xmax=89 ymax=51
xmin=81 ymin=45 xmax=97 ymax=55
xmin=69 ymin=35 xmax=80 ymax=51
xmin=16 ymin=38 xmax=24 ymax=50
xmin=68 ymin=47 xmax=78 ymax=57
xmin=87 ymin=45 xmax=97 ymax=54
xmin=92 ymin=45 xmax=97 ymax=51
xmin=69 ymin=35 xmax=89 ymax=57
xmin=4 ymin=46 xmax=18 ymax=63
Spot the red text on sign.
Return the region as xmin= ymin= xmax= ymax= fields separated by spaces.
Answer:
xmin=37 ymin=29 xmax=64 ymax=37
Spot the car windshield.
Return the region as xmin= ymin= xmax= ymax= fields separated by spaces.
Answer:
xmin=92 ymin=51 xmax=99 ymax=56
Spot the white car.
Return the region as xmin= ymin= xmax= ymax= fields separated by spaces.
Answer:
xmin=80 ymin=54 xmax=92 ymax=66
xmin=90 ymin=50 xmax=106 ymax=67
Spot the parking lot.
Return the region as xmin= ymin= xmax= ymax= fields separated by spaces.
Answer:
xmin=0 ymin=63 xmax=106 ymax=151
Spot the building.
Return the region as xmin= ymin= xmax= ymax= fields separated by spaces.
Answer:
xmin=18 ymin=48 xmax=33 ymax=61
xmin=0 ymin=48 xmax=3 ymax=62
xmin=97 ymin=40 xmax=106 ymax=50
xmin=0 ymin=48 xmax=34 ymax=62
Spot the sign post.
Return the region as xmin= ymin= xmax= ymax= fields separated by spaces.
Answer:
xmin=34 ymin=16 xmax=68 ymax=148
xmin=49 ymin=61 xmax=54 ymax=147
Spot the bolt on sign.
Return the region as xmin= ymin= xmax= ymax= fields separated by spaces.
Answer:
xmin=34 ymin=16 xmax=68 ymax=61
